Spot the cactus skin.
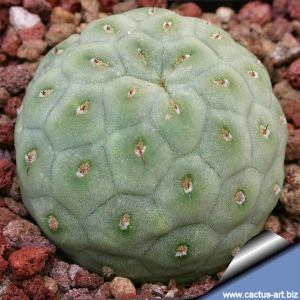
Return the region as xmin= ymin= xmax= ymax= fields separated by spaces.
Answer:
xmin=15 ymin=8 xmax=287 ymax=283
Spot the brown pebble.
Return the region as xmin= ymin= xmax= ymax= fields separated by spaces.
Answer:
xmin=50 ymin=6 xmax=76 ymax=24
xmin=8 ymin=247 xmax=51 ymax=278
xmin=17 ymin=39 xmax=47 ymax=61
xmin=45 ymin=23 xmax=76 ymax=46
xmin=110 ymin=276 xmax=136 ymax=298
xmin=43 ymin=275 xmax=59 ymax=294
xmin=264 ymin=215 xmax=282 ymax=233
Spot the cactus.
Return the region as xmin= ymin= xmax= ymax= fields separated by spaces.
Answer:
xmin=15 ymin=8 xmax=288 ymax=283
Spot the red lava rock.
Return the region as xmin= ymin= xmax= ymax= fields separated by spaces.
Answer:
xmin=112 ymin=0 xmax=137 ymax=14
xmin=23 ymin=0 xmax=52 ymax=21
xmin=0 ymin=87 xmax=10 ymax=108
xmin=1 ymin=27 xmax=21 ymax=57
xmin=0 ymin=64 xmax=31 ymax=95
xmin=3 ymin=219 xmax=40 ymax=248
xmin=0 ymin=230 xmax=9 ymax=255
xmin=0 ymin=159 xmax=15 ymax=189
xmin=9 ymin=176 xmax=21 ymax=200
xmin=238 ymin=1 xmax=272 ymax=26
xmin=4 ymin=96 xmax=22 ymax=119
xmin=49 ymin=258 xmax=71 ymax=291
xmin=73 ymin=268 xmax=103 ymax=288
xmin=18 ymin=22 xmax=46 ymax=42
xmin=8 ymin=247 xmax=51 ymax=278
xmin=287 ymin=59 xmax=300 ymax=90
xmin=0 ymin=255 xmax=8 ymax=273
xmin=0 ymin=207 xmax=20 ymax=230
xmin=281 ymin=164 xmax=300 ymax=216
xmin=182 ymin=276 xmax=217 ymax=298
xmin=118 ymin=293 xmax=146 ymax=299
xmin=266 ymin=18 xmax=293 ymax=43
xmin=95 ymin=282 xmax=112 ymax=299
xmin=288 ymin=0 xmax=300 ymax=21
xmin=22 ymin=275 xmax=57 ymax=300
xmin=282 ymin=99 xmax=300 ymax=128
xmin=0 ymin=8 xmax=9 ymax=32
xmin=62 ymin=288 xmax=94 ymax=300
xmin=280 ymin=232 xmax=295 ymax=243
xmin=229 ymin=22 xmax=265 ymax=60
xmin=2 ymin=283 xmax=29 ymax=300
xmin=136 ymin=0 xmax=166 ymax=8
xmin=274 ymin=80 xmax=300 ymax=102
xmin=0 ymin=120 xmax=15 ymax=148
xmin=61 ymin=0 xmax=81 ymax=13
xmin=0 ymin=0 xmax=22 ymax=6
xmin=286 ymin=129 xmax=300 ymax=161
xmin=172 ymin=2 xmax=202 ymax=18
xmin=271 ymin=33 xmax=300 ymax=66
xmin=140 ymin=282 xmax=168 ymax=297
xmin=288 ymin=122 xmax=295 ymax=133
xmin=272 ymin=0 xmax=288 ymax=18
xmin=20 ymin=235 xmax=56 ymax=253
xmin=0 ymin=53 xmax=7 ymax=64
xmin=2 ymin=197 xmax=27 ymax=217
xmin=99 ymin=0 xmax=119 ymax=12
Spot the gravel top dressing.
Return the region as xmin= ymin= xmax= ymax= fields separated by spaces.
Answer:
xmin=0 ymin=0 xmax=299 ymax=299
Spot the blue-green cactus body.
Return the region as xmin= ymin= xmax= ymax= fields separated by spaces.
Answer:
xmin=15 ymin=8 xmax=287 ymax=283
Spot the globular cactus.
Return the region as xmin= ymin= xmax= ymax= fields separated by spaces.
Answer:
xmin=15 ymin=8 xmax=288 ymax=283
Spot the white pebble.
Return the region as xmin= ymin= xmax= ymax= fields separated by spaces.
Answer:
xmin=9 ymin=6 xmax=41 ymax=30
